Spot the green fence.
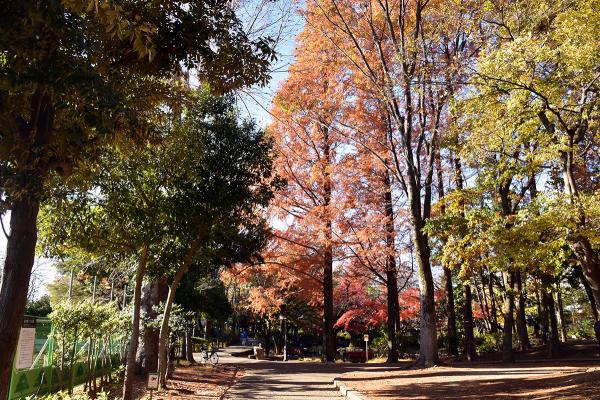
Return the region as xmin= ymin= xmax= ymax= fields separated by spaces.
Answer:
xmin=8 ymin=317 xmax=123 ymax=400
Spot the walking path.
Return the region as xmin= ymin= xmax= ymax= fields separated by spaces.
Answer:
xmin=182 ymin=341 xmax=600 ymax=400
xmin=216 ymin=347 xmax=403 ymax=400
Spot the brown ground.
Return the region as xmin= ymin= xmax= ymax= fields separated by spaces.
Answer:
xmin=103 ymin=364 xmax=240 ymax=400
xmin=342 ymin=341 xmax=600 ymax=399
xmin=147 ymin=365 xmax=240 ymax=400
xmin=97 ymin=342 xmax=599 ymax=399
xmin=342 ymin=363 xmax=600 ymax=399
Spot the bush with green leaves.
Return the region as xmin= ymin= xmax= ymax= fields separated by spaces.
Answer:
xmin=370 ymin=332 xmax=389 ymax=359
xmin=475 ymin=331 xmax=503 ymax=354
xmin=28 ymin=391 xmax=108 ymax=400
xmin=147 ymin=302 xmax=194 ymax=343
xmin=25 ymin=295 xmax=53 ymax=317
xmin=568 ymin=319 xmax=595 ymax=340
xmin=49 ymin=299 xmax=129 ymax=391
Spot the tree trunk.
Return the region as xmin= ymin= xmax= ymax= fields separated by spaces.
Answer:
xmin=386 ymin=268 xmax=399 ymax=362
xmin=158 ymin=283 xmax=178 ymax=388
xmin=384 ymin=171 xmax=399 ymax=363
xmin=136 ymin=278 xmax=167 ymax=373
xmin=501 ymin=272 xmax=515 ymax=363
xmin=158 ymin=234 xmax=204 ymax=389
xmin=123 ymin=245 xmax=149 ymax=400
xmin=580 ymin=269 xmax=599 ymax=321
xmin=472 ymin=277 xmax=490 ymax=332
xmin=463 ymin=282 xmax=476 ymax=361
xmin=157 ymin=275 xmax=186 ymax=388
xmin=0 ymin=91 xmax=53 ymax=400
xmin=532 ymin=287 xmax=541 ymax=339
xmin=436 ymin=145 xmax=457 ymax=357
xmin=539 ymin=285 xmax=549 ymax=345
xmin=560 ymin=151 xmax=600 ymax=322
xmin=185 ymin=327 xmax=195 ymax=363
xmin=167 ymin=345 xmax=175 ymax=379
xmin=180 ymin=334 xmax=186 ymax=359
xmin=0 ymin=196 xmax=41 ymax=399
xmin=413 ymin=221 xmax=439 ymax=365
xmin=555 ymin=284 xmax=567 ymax=342
xmin=322 ymin=247 xmax=335 ymax=362
xmin=322 ymin=126 xmax=336 ymax=363
xmin=572 ymin=238 xmax=600 ymax=322
xmin=445 ymin=268 xmax=459 ymax=357
xmin=541 ymin=275 xmax=561 ymax=358
xmin=478 ymin=271 xmax=492 ymax=331
xmin=488 ymin=272 xmax=499 ymax=333
xmin=515 ymin=272 xmax=530 ymax=351
xmin=263 ymin=319 xmax=270 ymax=356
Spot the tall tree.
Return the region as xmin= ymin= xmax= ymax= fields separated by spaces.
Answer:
xmin=154 ymin=91 xmax=277 ymax=387
xmin=268 ymin=21 xmax=347 ymax=362
xmin=474 ymin=0 xmax=600 ymax=315
xmin=306 ymin=0 xmax=474 ymax=364
xmin=435 ymin=151 xmax=458 ymax=357
xmin=335 ymin=94 xmax=406 ymax=363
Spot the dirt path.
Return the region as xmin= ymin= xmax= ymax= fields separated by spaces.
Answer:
xmin=120 ymin=363 xmax=239 ymax=400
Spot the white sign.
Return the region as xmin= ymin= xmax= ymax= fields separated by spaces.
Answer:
xmin=363 ymin=334 xmax=369 ymax=342
xmin=147 ymin=373 xmax=159 ymax=390
xmin=16 ymin=327 xmax=36 ymax=369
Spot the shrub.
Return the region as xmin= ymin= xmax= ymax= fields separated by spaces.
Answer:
xmin=30 ymin=391 xmax=108 ymax=400
xmin=191 ymin=337 xmax=210 ymax=352
xmin=371 ymin=334 xmax=389 ymax=358
xmin=568 ymin=319 xmax=595 ymax=340
xmin=475 ymin=331 xmax=503 ymax=353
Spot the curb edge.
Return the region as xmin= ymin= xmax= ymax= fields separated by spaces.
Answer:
xmin=332 ymin=378 xmax=365 ymax=400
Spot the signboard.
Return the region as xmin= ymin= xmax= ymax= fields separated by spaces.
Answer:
xmin=147 ymin=373 xmax=159 ymax=390
xmin=16 ymin=317 xmax=36 ymax=370
xmin=363 ymin=334 xmax=369 ymax=342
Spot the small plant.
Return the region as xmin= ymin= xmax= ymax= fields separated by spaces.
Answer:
xmin=28 ymin=391 xmax=109 ymax=400
xmin=567 ymin=319 xmax=595 ymax=340
xmin=371 ymin=334 xmax=389 ymax=358
xmin=475 ymin=331 xmax=503 ymax=354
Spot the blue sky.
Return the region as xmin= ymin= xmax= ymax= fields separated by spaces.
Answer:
xmin=236 ymin=1 xmax=304 ymax=128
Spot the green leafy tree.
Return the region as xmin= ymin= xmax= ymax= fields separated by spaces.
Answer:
xmin=472 ymin=0 xmax=600 ymax=316
xmin=40 ymin=129 xmax=176 ymax=398
xmin=42 ymin=88 xmax=279 ymax=389
xmin=25 ymin=294 xmax=53 ymax=317
xmin=0 ymin=1 xmax=275 ymax=392
xmin=150 ymin=90 xmax=278 ymax=386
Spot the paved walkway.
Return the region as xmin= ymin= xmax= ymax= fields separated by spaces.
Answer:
xmin=216 ymin=346 xmax=404 ymax=400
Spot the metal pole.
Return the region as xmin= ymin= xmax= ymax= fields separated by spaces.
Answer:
xmin=365 ymin=339 xmax=368 ymax=363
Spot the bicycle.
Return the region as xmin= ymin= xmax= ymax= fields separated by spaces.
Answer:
xmin=200 ymin=346 xmax=219 ymax=364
